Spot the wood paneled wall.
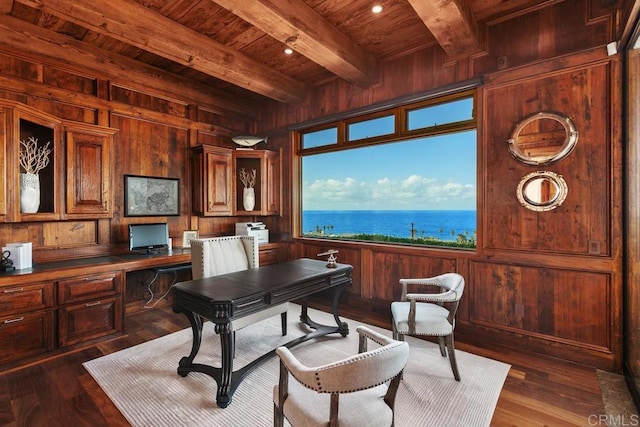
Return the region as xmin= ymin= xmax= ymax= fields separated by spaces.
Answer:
xmin=261 ymin=1 xmax=623 ymax=370
xmin=0 ymin=0 xmax=625 ymax=370
xmin=0 ymin=49 xmax=260 ymax=260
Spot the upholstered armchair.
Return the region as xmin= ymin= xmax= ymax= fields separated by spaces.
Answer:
xmin=273 ymin=325 xmax=409 ymax=427
xmin=190 ymin=235 xmax=288 ymax=334
xmin=390 ymin=272 xmax=465 ymax=381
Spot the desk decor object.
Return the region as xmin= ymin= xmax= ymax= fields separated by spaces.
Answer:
xmin=182 ymin=230 xmax=198 ymax=248
xmin=2 ymin=242 xmax=32 ymax=269
xmin=124 ymin=175 xmax=179 ymax=217
xmin=238 ymin=168 xmax=256 ymax=211
xmin=19 ymin=136 xmax=51 ymax=213
xmin=172 ymin=258 xmax=353 ymax=408
xmin=317 ymin=249 xmax=339 ymax=268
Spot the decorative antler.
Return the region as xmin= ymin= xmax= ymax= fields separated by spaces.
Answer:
xmin=238 ymin=168 xmax=256 ymax=188
xmin=19 ymin=137 xmax=51 ymax=175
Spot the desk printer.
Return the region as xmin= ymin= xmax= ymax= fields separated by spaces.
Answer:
xmin=235 ymin=222 xmax=269 ymax=244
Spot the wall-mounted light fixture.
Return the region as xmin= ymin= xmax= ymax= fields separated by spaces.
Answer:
xmin=232 ymin=135 xmax=268 ymax=147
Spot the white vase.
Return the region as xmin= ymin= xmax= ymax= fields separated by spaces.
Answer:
xmin=20 ymin=173 xmax=40 ymax=213
xmin=243 ymin=187 xmax=255 ymax=211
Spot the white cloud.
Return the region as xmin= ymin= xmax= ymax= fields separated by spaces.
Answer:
xmin=303 ymin=175 xmax=475 ymax=210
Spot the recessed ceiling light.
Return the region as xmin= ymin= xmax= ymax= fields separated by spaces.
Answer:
xmin=372 ymin=4 xmax=383 ymax=14
xmin=284 ymin=48 xmax=293 ymax=55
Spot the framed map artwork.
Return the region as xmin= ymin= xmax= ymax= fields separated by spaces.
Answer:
xmin=124 ymin=175 xmax=179 ymax=216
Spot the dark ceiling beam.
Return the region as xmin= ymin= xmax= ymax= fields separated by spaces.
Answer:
xmin=14 ymin=0 xmax=307 ymax=103
xmin=210 ymin=0 xmax=378 ymax=87
xmin=407 ymin=0 xmax=482 ymax=58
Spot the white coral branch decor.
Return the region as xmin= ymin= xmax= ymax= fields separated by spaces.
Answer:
xmin=238 ymin=168 xmax=256 ymax=188
xmin=20 ymin=137 xmax=51 ymax=175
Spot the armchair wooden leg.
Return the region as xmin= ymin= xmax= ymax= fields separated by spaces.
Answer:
xmin=445 ymin=335 xmax=461 ymax=381
xmin=273 ymin=402 xmax=284 ymax=427
xmin=280 ymin=312 xmax=287 ymax=336
xmin=438 ymin=336 xmax=447 ymax=357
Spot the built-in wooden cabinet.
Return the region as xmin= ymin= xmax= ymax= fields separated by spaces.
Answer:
xmin=0 ymin=282 xmax=55 ymax=365
xmin=234 ymin=149 xmax=281 ymax=216
xmin=258 ymin=243 xmax=281 ymax=265
xmin=64 ymin=122 xmax=117 ymax=219
xmin=0 ymin=271 xmax=123 ymax=367
xmin=0 ymin=100 xmax=64 ymax=223
xmin=192 ymin=144 xmax=234 ymax=216
xmin=191 ymin=144 xmax=281 ymax=217
xmin=0 ymin=100 xmax=117 ymax=223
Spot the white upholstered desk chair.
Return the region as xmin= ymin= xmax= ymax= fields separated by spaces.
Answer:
xmin=390 ymin=272 xmax=465 ymax=381
xmin=273 ymin=326 xmax=409 ymax=427
xmin=190 ymin=235 xmax=288 ymax=334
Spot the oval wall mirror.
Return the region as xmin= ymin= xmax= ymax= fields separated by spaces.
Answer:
xmin=508 ymin=112 xmax=578 ymax=165
xmin=516 ymin=171 xmax=568 ymax=212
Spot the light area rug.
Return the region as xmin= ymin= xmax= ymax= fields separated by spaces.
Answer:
xmin=83 ymin=304 xmax=510 ymax=426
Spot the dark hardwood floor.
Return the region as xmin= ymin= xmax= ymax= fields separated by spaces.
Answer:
xmin=0 ymin=298 xmax=623 ymax=426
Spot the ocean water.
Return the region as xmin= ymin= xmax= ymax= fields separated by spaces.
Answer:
xmin=302 ymin=210 xmax=477 ymax=241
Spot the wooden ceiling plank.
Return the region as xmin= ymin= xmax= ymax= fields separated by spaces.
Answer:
xmin=407 ymin=0 xmax=482 ymax=58
xmin=0 ymin=0 xmax=13 ymax=14
xmin=210 ymin=0 xmax=378 ymax=87
xmin=0 ymin=13 xmax=257 ymax=117
xmin=14 ymin=0 xmax=307 ymax=103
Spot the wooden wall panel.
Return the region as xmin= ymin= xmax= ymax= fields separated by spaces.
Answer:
xmin=369 ymin=251 xmax=458 ymax=302
xmin=470 ymin=261 xmax=610 ymax=349
xmin=108 ymin=114 xmax=191 ymax=246
xmin=483 ymin=61 xmax=612 ymax=255
xmin=43 ymin=222 xmax=97 ymax=248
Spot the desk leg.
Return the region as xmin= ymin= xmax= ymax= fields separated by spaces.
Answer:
xmin=300 ymin=282 xmax=349 ymax=337
xmin=173 ymin=307 xmax=237 ymax=408
xmin=174 ymin=308 xmax=203 ymax=371
xmin=216 ymin=325 xmax=235 ymax=408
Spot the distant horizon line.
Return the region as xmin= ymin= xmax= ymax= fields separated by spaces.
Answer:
xmin=303 ymin=209 xmax=476 ymax=211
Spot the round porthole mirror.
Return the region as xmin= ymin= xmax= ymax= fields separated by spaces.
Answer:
xmin=508 ymin=112 xmax=578 ymax=165
xmin=516 ymin=171 xmax=568 ymax=212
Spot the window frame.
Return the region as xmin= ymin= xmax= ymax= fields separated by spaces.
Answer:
xmin=293 ymin=88 xmax=478 ymax=249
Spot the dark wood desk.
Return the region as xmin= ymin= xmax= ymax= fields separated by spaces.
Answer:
xmin=171 ymin=258 xmax=352 ymax=408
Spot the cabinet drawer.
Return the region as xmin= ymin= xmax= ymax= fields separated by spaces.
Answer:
xmin=0 ymin=310 xmax=55 ymax=365
xmin=58 ymin=273 xmax=121 ymax=305
xmin=0 ymin=282 xmax=55 ymax=315
xmin=259 ymin=247 xmax=279 ymax=265
xmin=58 ymin=296 xmax=123 ymax=347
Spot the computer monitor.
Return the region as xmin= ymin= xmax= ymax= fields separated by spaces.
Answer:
xmin=128 ymin=223 xmax=169 ymax=252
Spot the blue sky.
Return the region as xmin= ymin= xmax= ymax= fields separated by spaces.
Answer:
xmin=302 ymin=130 xmax=477 ymax=211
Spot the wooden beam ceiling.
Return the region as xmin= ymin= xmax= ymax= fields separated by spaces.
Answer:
xmin=0 ymin=13 xmax=256 ymax=117
xmin=210 ymin=0 xmax=378 ymax=87
xmin=14 ymin=0 xmax=308 ymax=104
xmin=7 ymin=0 xmax=491 ymax=104
xmin=407 ymin=0 xmax=482 ymax=58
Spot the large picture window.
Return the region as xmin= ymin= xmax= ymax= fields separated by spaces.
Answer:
xmin=297 ymin=90 xmax=477 ymax=249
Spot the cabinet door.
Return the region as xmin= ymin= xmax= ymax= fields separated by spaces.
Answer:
xmin=65 ymin=123 xmax=116 ymax=218
xmin=0 ymin=310 xmax=55 ymax=365
xmin=58 ymin=296 xmax=123 ymax=347
xmin=192 ymin=145 xmax=233 ymax=216
xmin=263 ymin=150 xmax=281 ymax=216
